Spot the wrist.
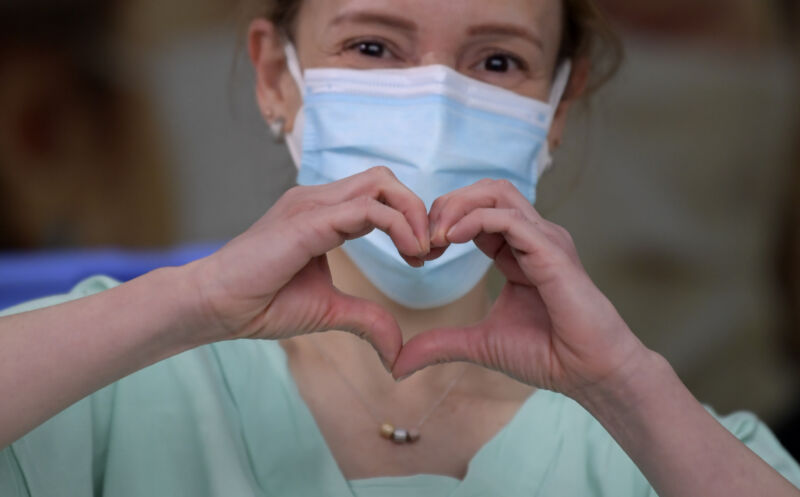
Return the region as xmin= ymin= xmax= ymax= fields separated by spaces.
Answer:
xmin=571 ymin=345 xmax=674 ymax=420
xmin=143 ymin=262 xmax=224 ymax=349
xmin=179 ymin=255 xmax=249 ymax=343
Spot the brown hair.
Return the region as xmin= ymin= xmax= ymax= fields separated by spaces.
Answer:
xmin=241 ymin=0 xmax=622 ymax=93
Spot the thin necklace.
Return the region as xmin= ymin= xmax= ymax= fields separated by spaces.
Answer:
xmin=310 ymin=339 xmax=467 ymax=445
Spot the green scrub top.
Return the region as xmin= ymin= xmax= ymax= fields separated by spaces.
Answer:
xmin=1 ymin=276 xmax=799 ymax=497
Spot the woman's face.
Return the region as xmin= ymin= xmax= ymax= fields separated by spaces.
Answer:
xmin=295 ymin=0 xmax=562 ymax=94
xmin=250 ymin=0 xmax=578 ymax=153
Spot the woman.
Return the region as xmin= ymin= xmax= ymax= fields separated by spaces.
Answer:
xmin=1 ymin=0 xmax=799 ymax=495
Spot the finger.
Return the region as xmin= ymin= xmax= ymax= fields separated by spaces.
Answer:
xmin=300 ymin=196 xmax=423 ymax=260
xmin=318 ymin=167 xmax=430 ymax=254
xmin=325 ymin=290 xmax=403 ymax=371
xmin=472 ymin=233 xmax=528 ymax=284
xmin=343 ymin=220 xmax=423 ymax=267
xmin=472 ymin=232 xmax=506 ymax=259
xmin=429 ymin=179 xmax=536 ymax=247
xmin=391 ymin=325 xmax=484 ymax=380
xmin=400 ymin=254 xmax=425 ymax=268
xmin=446 ymin=208 xmax=567 ymax=286
xmin=421 ymin=246 xmax=447 ymax=262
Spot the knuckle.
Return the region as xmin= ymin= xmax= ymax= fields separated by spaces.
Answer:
xmin=429 ymin=197 xmax=445 ymax=216
xmin=285 ymin=199 xmax=318 ymax=218
xmin=355 ymin=195 xmax=375 ymax=210
xmin=370 ymin=165 xmax=396 ymax=180
xmin=382 ymin=209 xmax=403 ymax=230
xmin=547 ymin=223 xmax=574 ymax=245
xmin=495 ymin=179 xmax=516 ymax=193
xmin=557 ymin=226 xmax=574 ymax=243
xmin=282 ymin=185 xmax=305 ymax=201
xmin=508 ymin=208 xmax=526 ymax=222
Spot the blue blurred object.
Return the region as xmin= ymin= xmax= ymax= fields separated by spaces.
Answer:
xmin=0 ymin=242 xmax=224 ymax=310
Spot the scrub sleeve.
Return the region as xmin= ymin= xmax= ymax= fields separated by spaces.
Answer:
xmin=1 ymin=276 xmax=799 ymax=497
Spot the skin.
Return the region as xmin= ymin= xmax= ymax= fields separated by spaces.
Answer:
xmin=247 ymin=0 xmax=593 ymax=478
xmin=0 ymin=0 xmax=798 ymax=494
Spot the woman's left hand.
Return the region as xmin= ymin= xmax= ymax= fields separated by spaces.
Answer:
xmin=391 ymin=179 xmax=649 ymax=399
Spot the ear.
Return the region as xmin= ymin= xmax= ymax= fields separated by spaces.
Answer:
xmin=548 ymin=56 xmax=591 ymax=150
xmin=248 ymin=18 xmax=303 ymax=132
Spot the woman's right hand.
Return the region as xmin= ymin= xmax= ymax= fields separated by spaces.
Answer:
xmin=188 ymin=166 xmax=430 ymax=369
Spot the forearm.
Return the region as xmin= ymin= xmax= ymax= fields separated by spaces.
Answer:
xmin=0 ymin=265 xmax=212 ymax=449
xmin=577 ymin=348 xmax=800 ymax=497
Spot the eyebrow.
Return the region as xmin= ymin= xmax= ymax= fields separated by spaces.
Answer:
xmin=330 ymin=10 xmax=418 ymax=33
xmin=467 ymin=23 xmax=544 ymax=50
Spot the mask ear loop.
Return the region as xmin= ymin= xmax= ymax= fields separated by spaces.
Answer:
xmin=283 ymin=40 xmax=305 ymax=96
xmin=281 ymin=39 xmax=306 ymax=169
xmin=535 ymin=60 xmax=573 ymax=177
xmin=548 ymin=61 xmax=572 ymax=113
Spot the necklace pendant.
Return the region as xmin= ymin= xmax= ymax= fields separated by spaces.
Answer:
xmin=380 ymin=423 xmax=421 ymax=444
xmin=379 ymin=423 xmax=395 ymax=440
xmin=392 ymin=428 xmax=409 ymax=444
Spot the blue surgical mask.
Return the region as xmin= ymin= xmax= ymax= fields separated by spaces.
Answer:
xmin=283 ymin=43 xmax=571 ymax=309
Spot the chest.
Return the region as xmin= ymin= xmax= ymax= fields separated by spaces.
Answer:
xmin=292 ymin=365 xmax=526 ymax=480
xmin=313 ymin=400 xmax=484 ymax=479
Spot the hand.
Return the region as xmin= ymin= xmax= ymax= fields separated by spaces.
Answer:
xmin=392 ymin=179 xmax=648 ymax=398
xmin=189 ymin=167 xmax=430 ymax=369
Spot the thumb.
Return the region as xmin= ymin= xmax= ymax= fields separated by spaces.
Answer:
xmin=392 ymin=325 xmax=485 ymax=380
xmin=323 ymin=290 xmax=403 ymax=371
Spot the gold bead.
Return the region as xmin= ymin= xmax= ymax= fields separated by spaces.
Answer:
xmin=380 ymin=423 xmax=394 ymax=440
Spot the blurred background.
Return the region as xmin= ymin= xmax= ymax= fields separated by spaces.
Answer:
xmin=0 ymin=0 xmax=798 ymax=454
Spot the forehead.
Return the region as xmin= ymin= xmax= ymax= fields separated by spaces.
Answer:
xmin=298 ymin=0 xmax=562 ymax=43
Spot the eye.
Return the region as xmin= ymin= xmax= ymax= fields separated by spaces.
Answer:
xmin=482 ymin=53 xmax=524 ymax=73
xmin=348 ymin=40 xmax=390 ymax=59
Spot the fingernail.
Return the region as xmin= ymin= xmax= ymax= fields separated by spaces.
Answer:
xmin=380 ymin=351 xmax=397 ymax=373
xmin=394 ymin=370 xmax=417 ymax=382
xmin=417 ymin=243 xmax=429 ymax=258
xmin=431 ymin=230 xmax=446 ymax=247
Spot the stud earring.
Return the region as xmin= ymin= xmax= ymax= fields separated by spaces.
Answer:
xmin=269 ymin=117 xmax=286 ymax=142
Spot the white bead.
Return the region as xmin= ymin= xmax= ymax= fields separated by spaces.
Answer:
xmin=392 ymin=429 xmax=408 ymax=443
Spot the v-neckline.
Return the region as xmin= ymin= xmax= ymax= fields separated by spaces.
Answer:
xmin=269 ymin=341 xmax=552 ymax=497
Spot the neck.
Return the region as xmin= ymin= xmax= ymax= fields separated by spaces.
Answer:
xmin=286 ymin=248 xmax=506 ymax=398
xmin=327 ymin=248 xmax=492 ymax=343
xmin=283 ymin=248 xmax=534 ymax=421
